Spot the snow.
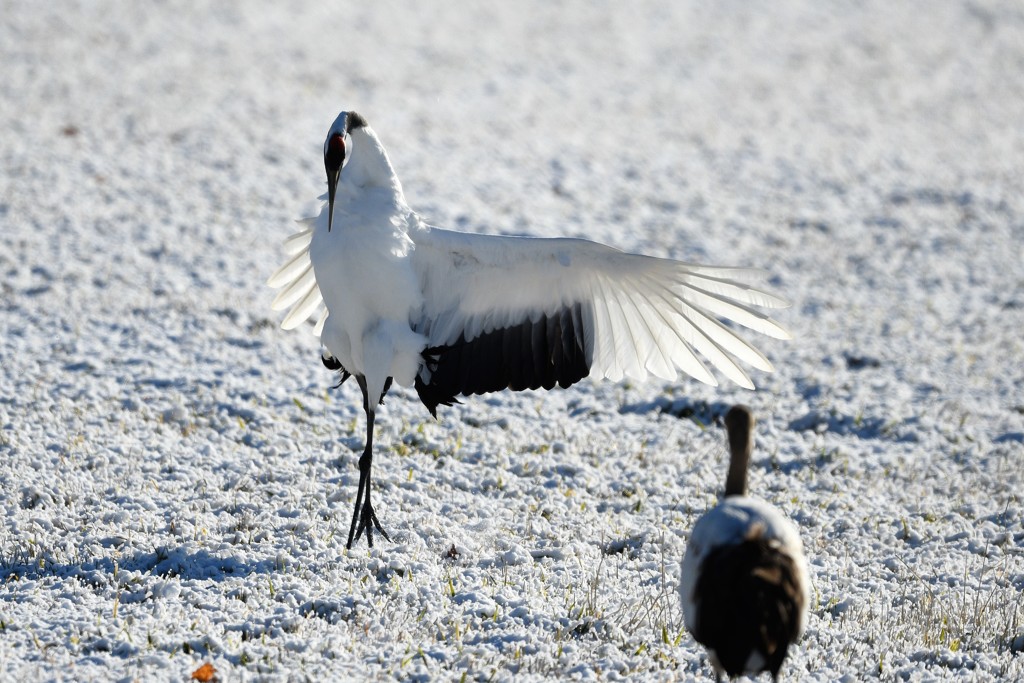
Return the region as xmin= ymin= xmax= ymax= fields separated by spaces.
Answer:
xmin=2 ymin=1 xmax=1023 ymax=680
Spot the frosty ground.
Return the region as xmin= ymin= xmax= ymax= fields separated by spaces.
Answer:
xmin=1 ymin=1 xmax=1022 ymax=681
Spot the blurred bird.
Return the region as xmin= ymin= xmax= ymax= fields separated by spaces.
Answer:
xmin=269 ymin=111 xmax=791 ymax=548
xmin=679 ymin=405 xmax=810 ymax=681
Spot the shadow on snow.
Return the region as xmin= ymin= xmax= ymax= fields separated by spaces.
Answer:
xmin=0 ymin=546 xmax=278 ymax=583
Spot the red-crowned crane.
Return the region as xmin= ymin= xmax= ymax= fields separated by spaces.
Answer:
xmin=269 ymin=112 xmax=791 ymax=548
xmin=680 ymin=405 xmax=810 ymax=681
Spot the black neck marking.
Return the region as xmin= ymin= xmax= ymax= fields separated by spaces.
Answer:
xmin=346 ymin=111 xmax=368 ymax=132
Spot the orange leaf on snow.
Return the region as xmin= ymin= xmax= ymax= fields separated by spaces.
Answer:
xmin=191 ymin=662 xmax=217 ymax=682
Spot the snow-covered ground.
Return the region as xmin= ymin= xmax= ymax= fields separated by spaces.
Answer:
xmin=2 ymin=1 xmax=1022 ymax=680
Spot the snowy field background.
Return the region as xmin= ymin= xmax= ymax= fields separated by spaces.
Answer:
xmin=2 ymin=1 xmax=1023 ymax=680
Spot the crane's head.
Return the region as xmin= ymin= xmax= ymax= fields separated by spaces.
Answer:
xmin=323 ymin=110 xmax=368 ymax=231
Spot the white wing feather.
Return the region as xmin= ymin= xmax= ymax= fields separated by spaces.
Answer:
xmin=268 ymin=215 xmax=789 ymax=388
xmin=410 ymin=226 xmax=790 ymax=389
xmin=267 ymin=221 xmax=326 ymax=331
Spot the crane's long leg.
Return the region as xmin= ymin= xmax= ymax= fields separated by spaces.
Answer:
xmin=346 ymin=376 xmax=391 ymax=549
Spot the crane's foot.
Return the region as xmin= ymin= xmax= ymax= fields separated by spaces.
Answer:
xmin=346 ymin=500 xmax=391 ymax=549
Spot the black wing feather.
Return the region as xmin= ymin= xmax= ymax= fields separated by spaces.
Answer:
xmin=414 ymin=303 xmax=591 ymax=416
xmin=692 ymin=537 xmax=805 ymax=679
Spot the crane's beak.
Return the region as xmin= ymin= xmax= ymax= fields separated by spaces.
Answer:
xmin=327 ymin=166 xmax=340 ymax=232
xmin=324 ymin=133 xmax=346 ymax=232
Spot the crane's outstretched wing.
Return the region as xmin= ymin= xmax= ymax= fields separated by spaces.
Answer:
xmin=408 ymin=226 xmax=790 ymax=413
xmin=268 ymin=218 xmax=791 ymax=415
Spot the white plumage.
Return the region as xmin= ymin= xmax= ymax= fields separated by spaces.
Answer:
xmin=269 ymin=111 xmax=792 ymax=548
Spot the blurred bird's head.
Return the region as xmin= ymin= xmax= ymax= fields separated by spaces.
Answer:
xmin=323 ymin=110 xmax=368 ymax=231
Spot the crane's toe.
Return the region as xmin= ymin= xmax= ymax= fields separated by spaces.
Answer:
xmin=348 ymin=501 xmax=390 ymax=548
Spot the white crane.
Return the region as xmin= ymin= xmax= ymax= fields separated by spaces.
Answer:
xmin=269 ymin=111 xmax=791 ymax=549
xmin=679 ymin=405 xmax=810 ymax=681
